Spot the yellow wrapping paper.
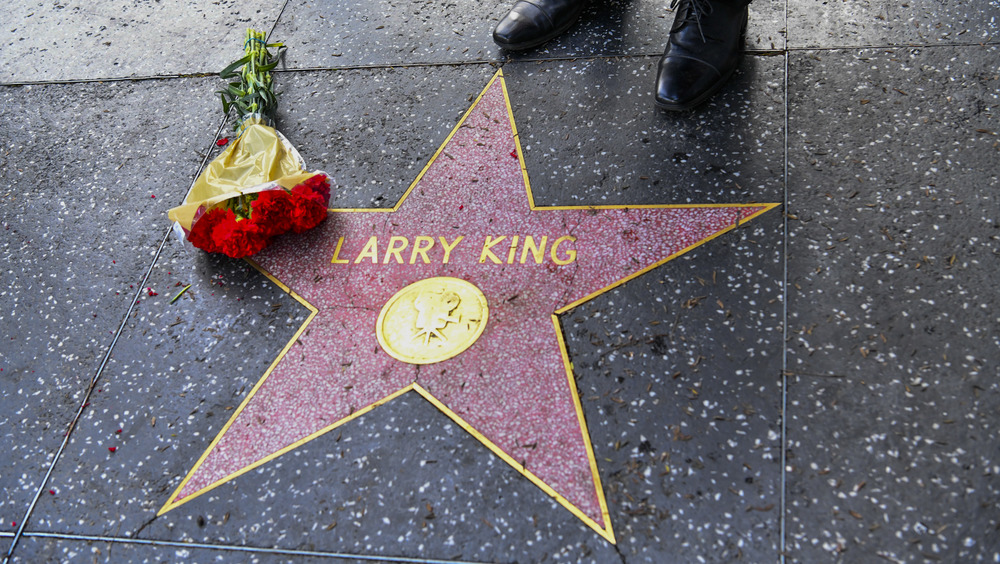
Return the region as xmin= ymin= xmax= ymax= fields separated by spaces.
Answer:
xmin=168 ymin=118 xmax=315 ymax=230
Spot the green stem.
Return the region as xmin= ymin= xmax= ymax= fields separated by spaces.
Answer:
xmin=217 ymin=28 xmax=284 ymax=131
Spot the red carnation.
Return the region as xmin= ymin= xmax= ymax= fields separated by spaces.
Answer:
xmin=287 ymin=194 xmax=328 ymax=233
xmin=187 ymin=206 xmax=269 ymax=258
xmin=291 ymin=175 xmax=329 ymax=207
xmin=250 ymin=189 xmax=295 ymax=236
xmin=182 ymin=175 xmax=331 ymax=257
xmin=187 ymin=207 xmax=234 ymax=254
xmin=302 ymin=173 xmax=331 ymax=204
xmin=219 ymin=217 xmax=268 ymax=258
xmin=206 ymin=208 xmax=239 ymax=250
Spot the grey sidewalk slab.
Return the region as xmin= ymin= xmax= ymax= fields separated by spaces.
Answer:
xmin=784 ymin=45 xmax=1000 ymax=563
xmin=787 ymin=0 xmax=1000 ymax=49
xmin=785 ymin=45 xmax=999 ymax=379
xmin=271 ymin=0 xmax=507 ymax=69
xmin=502 ymin=55 xmax=785 ymax=207
xmin=272 ymin=65 xmax=499 ymax=208
xmin=786 ymin=373 xmax=1000 ymax=563
xmin=570 ymin=211 xmax=785 ymax=562
xmin=0 ymin=0 xmax=283 ymax=83
xmin=272 ymin=0 xmax=784 ymax=71
xmin=0 ymin=77 xmax=218 ymax=533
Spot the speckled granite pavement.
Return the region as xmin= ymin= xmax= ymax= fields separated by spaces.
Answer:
xmin=1 ymin=1 xmax=997 ymax=563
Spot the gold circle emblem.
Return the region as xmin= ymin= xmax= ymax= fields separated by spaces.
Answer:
xmin=376 ymin=277 xmax=489 ymax=365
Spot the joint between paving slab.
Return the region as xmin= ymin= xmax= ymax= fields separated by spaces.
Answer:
xmin=28 ymin=42 xmax=1000 ymax=89
xmin=0 ymin=72 xmax=221 ymax=88
xmin=779 ymin=0 xmax=790 ymax=561
xmin=0 ymin=60 xmax=504 ymax=88
xmin=277 ymin=59 xmax=504 ymax=73
xmin=17 ymin=532 xmax=491 ymax=564
xmin=783 ymin=40 xmax=1000 ymax=52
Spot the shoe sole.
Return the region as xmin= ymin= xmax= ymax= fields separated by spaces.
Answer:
xmin=493 ymin=13 xmax=583 ymax=51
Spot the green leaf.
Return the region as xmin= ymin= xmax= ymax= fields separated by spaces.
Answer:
xmin=219 ymin=55 xmax=251 ymax=78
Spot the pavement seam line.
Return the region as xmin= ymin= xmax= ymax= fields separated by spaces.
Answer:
xmin=5 ymin=40 xmax=998 ymax=86
xmin=779 ymin=0 xmax=790 ymax=561
xmin=20 ymin=531 xmax=490 ymax=564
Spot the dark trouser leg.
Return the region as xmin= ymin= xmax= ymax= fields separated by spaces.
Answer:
xmin=654 ymin=0 xmax=751 ymax=111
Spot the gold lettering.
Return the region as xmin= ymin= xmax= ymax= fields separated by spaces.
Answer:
xmin=550 ymin=235 xmax=577 ymax=265
xmin=409 ymin=236 xmax=435 ymax=264
xmin=439 ymin=236 xmax=464 ymax=264
xmin=354 ymin=236 xmax=379 ymax=263
xmin=383 ymin=236 xmax=409 ymax=264
xmin=506 ymin=235 xmax=520 ymax=264
xmin=519 ymin=235 xmax=547 ymax=264
xmin=479 ymin=236 xmax=506 ymax=264
xmin=330 ymin=236 xmax=349 ymax=264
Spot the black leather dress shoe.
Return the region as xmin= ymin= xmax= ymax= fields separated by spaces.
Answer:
xmin=493 ymin=0 xmax=586 ymax=51
xmin=655 ymin=0 xmax=748 ymax=111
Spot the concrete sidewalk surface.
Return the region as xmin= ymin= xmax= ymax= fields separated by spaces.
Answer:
xmin=1 ymin=0 xmax=998 ymax=562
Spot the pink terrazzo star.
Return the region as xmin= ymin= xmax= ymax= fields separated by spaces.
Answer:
xmin=161 ymin=71 xmax=777 ymax=541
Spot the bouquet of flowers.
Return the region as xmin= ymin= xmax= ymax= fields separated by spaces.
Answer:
xmin=168 ymin=28 xmax=331 ymax=258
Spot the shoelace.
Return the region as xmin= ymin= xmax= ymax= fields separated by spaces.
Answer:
xmin=669 ymin=0 xmax=715 ymax=42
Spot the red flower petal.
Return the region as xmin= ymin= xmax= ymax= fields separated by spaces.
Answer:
xmin=287 ymin=195 xmax=328 ymax=233
xmin=216 ymin=138 xmax=229 ymax=147
xmin=188 ymin=207 xmax=235 ymax=254
xmin=294 ymin=174 xmax=331 ymax=206
xmin=250 ymin=189 xmax=295 ymax=237
xmin=108 ymin=446 xmax=117 ymax=452
xmin=218 ymin=218 xmax=269 ymax=258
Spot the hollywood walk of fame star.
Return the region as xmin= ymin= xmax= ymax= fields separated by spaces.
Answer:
xmin=159 ymin=70 xmax=778 ymax=542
